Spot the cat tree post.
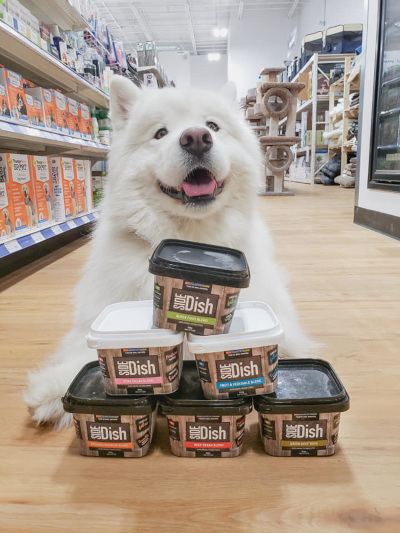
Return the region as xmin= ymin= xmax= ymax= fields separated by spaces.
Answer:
xmin=257 ymin=69 xmax=305 ymax=196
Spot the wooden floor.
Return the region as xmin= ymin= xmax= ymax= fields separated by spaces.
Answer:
xmin=1 ymin=182 xmax=400 ymax=532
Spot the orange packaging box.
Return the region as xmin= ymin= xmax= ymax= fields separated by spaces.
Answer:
xmin=52 ymin=90 xmax=69 ymax=135
xmin=50 ymin=157 xmax=77 ymax=221
xmin=0 ymin=79 xmax=11 ymax=120
xmin=25 ymin=93 xmax=45 ymax=128
xmin=73 ymin=160 xmax=87 ymax=214
xmin=83 ymin=160 xmax=93 ymax=212
xmin=0 ymin=179 xmax=16 ymax=242
xmin=0 ymin=153 xmax=37 ymax=233
xmin=78 ymin=102 xmax=91 ymax=139
xmin=66 ymin=98 xmax=79 ymax=138
xmin=25 ymin=87 xmax=57 ymax=131
xmin=29 ymin=155 xmax=54 ymax=224
xmin=0 ymin=68 xmax=28 ymax=123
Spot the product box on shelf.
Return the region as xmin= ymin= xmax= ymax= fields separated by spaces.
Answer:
xmin=25 ymin=87 xmax=57 ymax=131
xmin=52 ymin=90 xmax=69 ymax=135
xmin=50 ymin=157 xmax=77 ymax=221
xmin=0 ymin=153 xmax=37 ymax=233
xmin=6 ymin=0 xmax=20 ymax=31
xmin=83 ymin=159 xmax=93 ymax=211
xmin=29 ymin=155 xmax=54 ymax=224
xmin=18 ymin=3 xmax=31 ymax=39
xmin=78 ymin=103 xmax=91 ymax=140
xmin=25 ymin=93 xmax=45 ymax=128
xmin=66 ymin=98 xmax=79 ymax=137
xmin=73 ymin=159 xmax=87 ymax=214
xmin=0 ymin=79 xmax=11 ymax=120
xmin=0 ymin=67 xmax=28 ymax=122
xmin=0 ymin=179 xmax=15 ymax=242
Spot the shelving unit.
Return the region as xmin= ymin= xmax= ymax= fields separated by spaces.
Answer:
xmin=0 ymin=21 xmax=110 ymax=108
xmin=0 ymin=4 xmax=110 ymax=275
xmin=328 ymin=56 xmax=360 ymax=174
xmin=282 ymin=53 xmax=354 ymax=184
xmin=0 ymin=211 xmax=99 ymax=276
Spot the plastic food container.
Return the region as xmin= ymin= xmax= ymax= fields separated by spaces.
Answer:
xmin=86 ymin=301 xmax=184 ymax=395
xmin=159 ymin=361 xmax=252 ymax=457
xmin=63 ymin=362 xmax=157 ymax=457
xmin=187 ymin=301 xmax=284 ymax=399
xmin=253 ymin=359 xmax=350 ymax=457
xmin=148 ymin=239 xmax=250 ymax=336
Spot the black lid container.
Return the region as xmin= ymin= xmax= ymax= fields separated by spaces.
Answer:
xmin=149 ymin=239 xmax=250 ymax=335
xmin=253 ymin=359 xmax=350 ymax=457
xmin=159 ymin=362 xmax=252 ymax=457
xmin=63 ymin=362 xmax=157 ymax=457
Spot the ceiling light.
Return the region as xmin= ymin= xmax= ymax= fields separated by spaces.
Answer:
xmin=208 ymin=53 xmax=221 ymax=61
xmin=213 ymin=27 xmax=220 ymax=37
xmin=220 ymin=28 xmax=228 ymax=37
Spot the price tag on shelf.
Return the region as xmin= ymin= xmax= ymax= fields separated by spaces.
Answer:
xmin=31 ymin=232 xmax=45 ymax=243
xmin=52 ymin=225 xmax=63 ymax=235
xmin=67 ymin=220 xmax=77 ymax=229
xmin=4 ymin=240 xmax=22 ymax=253
xmin=81 ymin=215 xmax=90 ymax=224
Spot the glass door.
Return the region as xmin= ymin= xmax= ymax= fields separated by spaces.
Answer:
xmin=370 ymin=0 xmax=400 ymax=191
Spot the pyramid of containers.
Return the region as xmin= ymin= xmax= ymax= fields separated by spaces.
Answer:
xmin=63 ymin=239 xmax=349 ymax=458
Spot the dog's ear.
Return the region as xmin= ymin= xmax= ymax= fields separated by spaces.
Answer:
xmin=110 ymin=76 xmax=141 ymax=131
xmin=220 ymin=81 xmax=237 ymax=103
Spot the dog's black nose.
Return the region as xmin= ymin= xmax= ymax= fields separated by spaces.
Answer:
xmin=180 ymin=127 xmax=213 ymax=157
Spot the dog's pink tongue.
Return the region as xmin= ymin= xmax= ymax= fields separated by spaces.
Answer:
xmin=182 ymin=179 xmax=216 ymax=197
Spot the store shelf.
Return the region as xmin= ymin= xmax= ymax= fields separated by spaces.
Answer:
xmin=0 ymin=118 xmax=109 ymax=158
xmin=19 ymin=0 xmax=92 ymax=31
xmin=137 ymin=66 xmax=169 ymax=88
xmin=290 ymin=53 xmax=356 ymax=83
xmin=0 ymin=21 xmax=109 ymax=108
xmin=279 ymin=95 xmax=329 ymax=126
xmin=0 ymin=211 xmax=100 ymax=276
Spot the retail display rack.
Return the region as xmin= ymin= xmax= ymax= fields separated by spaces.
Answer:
xmin=281 ymin=53 xmax=355 ymax=184
xmin=0 ymin=2 xmax=110 ymax=275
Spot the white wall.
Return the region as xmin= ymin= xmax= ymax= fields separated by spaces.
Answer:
xmin=288 ymin=0 xmax=365 ymax=59
xmin=158 ymin=52 xmax=227 ymax=91
xmin=158 ymin=51 xmax=190 ymax=89
xmin=189 ymin=54 xmax=228 ymax=91
xmin=356 ymin=0 xmax=400 ymax=218
xmin=228 ymin=11 xmax=292 ymax=99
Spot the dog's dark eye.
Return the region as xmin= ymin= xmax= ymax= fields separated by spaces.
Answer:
xmin=206 ymin=121 xmax=220 ymax=132
xmin=154 ymin=127 xmax=168 ymax=139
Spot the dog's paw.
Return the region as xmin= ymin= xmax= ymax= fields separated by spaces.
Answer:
xmin=23 ymin=360 xmax=79 ymax=429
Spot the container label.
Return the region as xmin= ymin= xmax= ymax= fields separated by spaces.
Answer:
xmin=268 ymin=346 xmax=278 ymax=364
xmin=185 ymin=421 xmax=231 ymax=450
xmin=167 ymin=288 xmax=218 ymax=327
xmin=196 ymin=359 xmax=212 ymax=382
xmin=74 ymin=418 xmax=82 ymax=440
xmin=168 ymin=418 xmax=180 ymax=441
xmin=98 ymin=355 xmax=110 ymax=378
xmin=114 ymin=351 xmax=161 ymax=385
xmin=262 ymin=417 xmax=276 ymax=440
xmin=281 ymin=419 xmax=327 ymax=449
xmin=165 ymin=346 xmax=179 ymax=366
xmin=153 ymin=282 xmax=164 ymax=309
xmin=136 ymin=415 xmax=150 ymax=433
xmin=225 ymin=292 xmax=240 ymax=308
xmin=137 ymin=432 xmax=150 ymax=448
xmin=86 ymin=421 xmax=132 ymax=449
xmin=216 ymin=355 xmax=263 ymax=389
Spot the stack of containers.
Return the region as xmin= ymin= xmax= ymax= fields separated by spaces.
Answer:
xmin=63 ymin=238 xmax=349 ymax=459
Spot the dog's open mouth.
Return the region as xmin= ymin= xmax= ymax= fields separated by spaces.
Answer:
xmin=159 ymin=168 xmax=224 ymax=206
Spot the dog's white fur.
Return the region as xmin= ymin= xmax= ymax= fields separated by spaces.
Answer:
xmin=24 ymin=77 xmax=316 ymax=428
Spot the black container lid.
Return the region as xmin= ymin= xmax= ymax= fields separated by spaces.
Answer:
xmin=158 ymin=361 xmax=253 ymax=416
xmin=253 ymin=359 xmax=350 ymax=414
xmin=62 ymin=362 xmax=157 ymax=415
xmin=149 ymin=239 xmax=250 ymax=289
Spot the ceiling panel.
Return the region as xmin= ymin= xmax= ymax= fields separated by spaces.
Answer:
xmin=93 ymin=0 xmax=308 ymax=55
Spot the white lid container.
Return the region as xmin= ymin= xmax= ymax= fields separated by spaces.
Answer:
xmin=86 ymin=300 xmax=184 ymax=349
xmin=187 ymin=301 xmax=284 ymax=353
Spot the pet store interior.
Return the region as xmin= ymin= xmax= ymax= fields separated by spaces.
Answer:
xmin=1 ymin=0 xmax=399 ymax=531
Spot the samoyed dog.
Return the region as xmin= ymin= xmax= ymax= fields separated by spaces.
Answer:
xmin=24 ymin=77 xmax=315 ymax=428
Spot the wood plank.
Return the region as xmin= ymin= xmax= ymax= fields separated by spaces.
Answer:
xmin=1 ymin=182 xmax=400 ymax=532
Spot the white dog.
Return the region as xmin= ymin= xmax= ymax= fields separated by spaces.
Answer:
xmin=24 ymin=77 xmax=315 ymax=428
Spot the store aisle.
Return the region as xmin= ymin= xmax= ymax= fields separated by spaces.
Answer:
xmin=1 ymin=183 xmax=399 ymax=532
